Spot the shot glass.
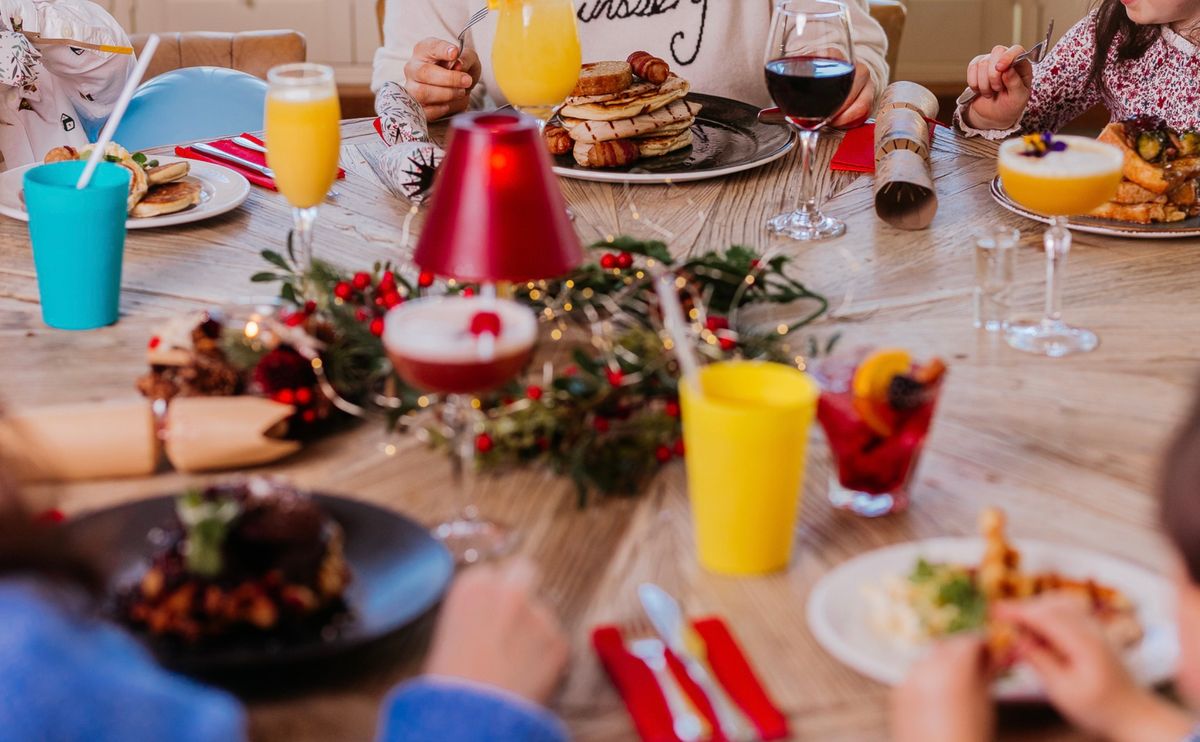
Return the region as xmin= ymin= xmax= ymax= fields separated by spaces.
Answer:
xmin=25 ymin=161 xmax=130 ymax=330
xmin=973 ymin=227 xmax=1018 ymax=331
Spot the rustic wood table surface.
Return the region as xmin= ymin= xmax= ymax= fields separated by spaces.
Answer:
xmin=2 ymin=118 xmax=1199 ymax=741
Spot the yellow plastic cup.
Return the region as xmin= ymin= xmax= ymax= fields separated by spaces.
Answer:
xmin=680 ymin=361 xmax=819 ymax=576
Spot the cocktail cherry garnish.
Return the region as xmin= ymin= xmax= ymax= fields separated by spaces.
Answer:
xmin=469 ymin=311 xmax=503 ymax=362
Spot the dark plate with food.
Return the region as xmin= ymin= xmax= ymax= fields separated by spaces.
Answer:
xmin=63 ymin=479 xmax=453 ymax=674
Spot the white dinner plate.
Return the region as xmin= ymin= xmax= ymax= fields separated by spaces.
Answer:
xmin=807 ymin=537 xmax=1179 ymax=702
xmin=991 ymin=176 xmax=1200 ymax=239
xmin=0 ymin=156 xmax=251 ymax=229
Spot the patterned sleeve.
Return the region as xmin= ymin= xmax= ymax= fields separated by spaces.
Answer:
xmin=956 ymin=11 xmax=1104 ymax=139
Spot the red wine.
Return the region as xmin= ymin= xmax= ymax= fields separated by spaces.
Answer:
xmin=764 ymin=56 xmax=856 ymax=129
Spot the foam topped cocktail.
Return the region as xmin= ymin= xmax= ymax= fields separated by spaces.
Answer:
xmin=384 ymin=295 xmax=538 ymax=562
xmin=998 ymin=134 xmax=1124 ymax=357
xmin=815 ymin=348 xmax=946 ymax=517
xmin=384 ymin=295 xmax=538 ymax=395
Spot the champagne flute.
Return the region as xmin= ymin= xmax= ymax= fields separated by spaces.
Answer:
xmin=491 ymin=0 xmax=582 ymax=125
xmin=265 ymin=63 xmax=341 ymax=271
xmin=764 ymin=0 xmax=857 ymax=241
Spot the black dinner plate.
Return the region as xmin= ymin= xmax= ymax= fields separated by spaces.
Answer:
xmin=552 ymin=92 xmax=795 ymax=184
xmin=63 ymin=493 xmax=454 ymax=674
xmin=990 ymin=176 xmax=1200 ymax=239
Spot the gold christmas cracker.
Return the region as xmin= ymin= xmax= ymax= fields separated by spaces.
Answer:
xmin=874 ymin=107 xmax=931 ymax=163
xmin=874 ymin=149 xmax=938 ymax=230
xmin=0 ymin=400 xmax=157 ymax=481
xmin=164 ymin=397 xmax=300 ymax=473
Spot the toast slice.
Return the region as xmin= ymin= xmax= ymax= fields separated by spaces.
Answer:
xmin=1090 ymin=200 xmax=1187 ymax=223
xmin=1113 ymin=181 xmax=1166 ymax=205
xmin=570 ymin=61 xmax=633 ymax=98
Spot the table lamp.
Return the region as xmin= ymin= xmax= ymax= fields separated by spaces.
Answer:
xmin=413 ymin=112 xmax=582 ymax=282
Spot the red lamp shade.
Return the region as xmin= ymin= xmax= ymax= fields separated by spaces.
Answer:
xmin=414 ymin=112 xmax=582 ymax=283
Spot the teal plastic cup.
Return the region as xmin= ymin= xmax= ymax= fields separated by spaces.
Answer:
xmin=24 ymin=161 xmax=130 ymax=330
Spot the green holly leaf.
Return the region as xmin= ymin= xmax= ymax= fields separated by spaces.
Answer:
xmin=261 ymin=249 xmax=291 ymax=272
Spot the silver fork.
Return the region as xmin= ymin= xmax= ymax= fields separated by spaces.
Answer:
xmin=452 ymin=7 xmax=489 ymax=61
xmin=957 ymin=18 xmax=1054 ymax=106
xmin=628 ymin=635 xmax=710 ymax=742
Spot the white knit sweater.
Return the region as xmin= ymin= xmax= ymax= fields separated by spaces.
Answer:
xmin=373 ymin=0 xmax=889 ymax=111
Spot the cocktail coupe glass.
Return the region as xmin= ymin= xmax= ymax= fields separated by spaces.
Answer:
xmin=264 ymin=63 xmax=341 ymax=272
xmin=383 ymin=292 xmax=538 ymax=563
xmin=763 ymin=0 xmax=857 ymax=241
xmin=997 ymin=134 xmax=1124 ymax=357
xmin=491 ymin=0 xmax=581 ymax=128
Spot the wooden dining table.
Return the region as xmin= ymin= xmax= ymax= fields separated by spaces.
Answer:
xmin=2 ymin=117 xmax=1199 ymax=741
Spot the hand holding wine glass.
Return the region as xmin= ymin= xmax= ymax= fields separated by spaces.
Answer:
xmin=764 ymin=0 xmax=856 ymax=241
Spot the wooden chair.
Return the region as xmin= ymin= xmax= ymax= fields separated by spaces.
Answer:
xmin=130 ymin=30 xmax=307 ymax=81
xmin=868 ymin=0 xmax=907 ymax=83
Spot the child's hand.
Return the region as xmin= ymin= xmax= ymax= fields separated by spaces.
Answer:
xmin=963 ymin=44 xmax=1034 ymax=131
xmin=891 ymin=634 xmax=994 ymax=742
xmin=404 ymin=37 xmax=482 ymax=121
xmin=997 ymin=595 xmax=1193 ymax=742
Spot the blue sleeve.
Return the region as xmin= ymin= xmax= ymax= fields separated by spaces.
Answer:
xmin=377 ymin=677 xmax=569 ymax=742
xmin=0 ymin=578 xmax=247 ymax=742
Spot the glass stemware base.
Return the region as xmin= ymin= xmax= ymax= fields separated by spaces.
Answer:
xmin=1004 ymin=318 xmax=1099 ymax=357
xmin=768 ymin=209 xmax=846 ymax=241
xmin=434 ymin=506 xmax=516 ymax=565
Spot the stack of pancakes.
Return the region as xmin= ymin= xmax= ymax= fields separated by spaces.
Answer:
xmin=44 ymin=143 xmax=201 ymax=218
xmin=1091 ymin=121 xmax=1200 ymax=224
xmin=550 ymin=54 xmax=700 ymax=168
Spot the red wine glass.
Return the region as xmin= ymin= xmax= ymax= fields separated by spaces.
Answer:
xmin=764 ymin=0 xmax=857 ymax=241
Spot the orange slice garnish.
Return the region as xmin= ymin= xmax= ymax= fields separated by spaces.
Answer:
xmin=851 ymin=348 xmax=912 ymax=436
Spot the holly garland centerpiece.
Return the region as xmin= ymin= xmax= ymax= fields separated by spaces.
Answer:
xmin=239 ymin=236 xmax=832 ymax=501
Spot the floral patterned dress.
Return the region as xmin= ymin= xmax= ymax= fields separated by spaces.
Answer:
xmin=956 ymin=11 xmax=1200 ymax=139
xmin=0 ymin=0 xmax=133 ymax=169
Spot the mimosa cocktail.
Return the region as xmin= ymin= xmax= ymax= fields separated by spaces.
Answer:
xmin=265 ymin=63 xmax=341 ymax=270
xmin=998 ymin=134 xmax=1123 ymax=357
xmin=491 ymin=0 xmax=581 ymax=121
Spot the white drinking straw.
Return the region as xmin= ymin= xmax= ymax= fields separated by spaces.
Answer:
xmin=655 ymin=273 xmax=703 ymax=394
xmin=76 ymin=34 xmax=160 ymax=190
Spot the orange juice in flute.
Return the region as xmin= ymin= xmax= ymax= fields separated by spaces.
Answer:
xmin=265 ymin=63 xmax=341 ymax=270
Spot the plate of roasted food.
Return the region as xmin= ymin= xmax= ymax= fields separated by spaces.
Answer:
xmin=0 ymin=143 xmax=250 ymax=229
xmin=63 ymin=478 xmax=453 ymax=673
xmin=807 ymin=508 xmax=1178 ymax=701
xmin=544 ymin=52 xmax=794 ymax=183
xmin=991 ymin=117 xmax=1200 ymax=237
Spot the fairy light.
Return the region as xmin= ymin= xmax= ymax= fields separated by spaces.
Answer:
xmin=447 ymin=278 xmax=457 ymax=288
xmin=674 ymin=276 xmax=686 ymax=289
xmin=417 ymin=395 xmax=430 ymax=408
xmin=244 ymin=320 xmax=260 ymax=339
xmin=383 ymin=443 xmax=397 ymax=456
xmin=605 ymin=234 xmax=615 ymax=243
xmin=777 ymin=324 xmax=788 ymax=335
xmin=635 ymin=271 xmax=645 ymax=279
xmin=565 ymin=279 xmax=575 ymax=289
xmin=470 ymin=398 xmax=482 ymax=410
xmin=646 ymin=259 xmax=656 ymax=267
xmin=527 ymin=282 xmax=535 ymax=289
xmin=745 ymin=275 xmax=756 ymax=285
xmin=542 ymin=307 xmax=554 ymax=319
xmin=663 ymin=338 xmax=675 ymax=350
xmin=795 ymin=357 xmax=807 ymax=371
xmin=311 ymin=357 xmax=323 ymax=370
xmin=582 ymin=288 xmax=595 ymax=299
xmin=688 ymin=308 xmax=699 ymax=320
xmin=563 ymin=302 xmax=573 ymax=312
xmin=551 ymin=328 xmax=563 ymax=341
xmin=529 ymin=289 xmax=542 ymax=301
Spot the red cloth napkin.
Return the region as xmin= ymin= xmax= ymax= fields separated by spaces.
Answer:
xmin=175 ymin=133 xmax=346 ymax=191
xmin=831 ymin=119 xmax=941 ymax=174
xmin=592 ymin=617 xmax=789 ymax=742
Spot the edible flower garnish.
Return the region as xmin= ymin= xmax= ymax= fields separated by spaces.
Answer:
xmin=1020 ymin=132 xmax=1068 ymax=158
